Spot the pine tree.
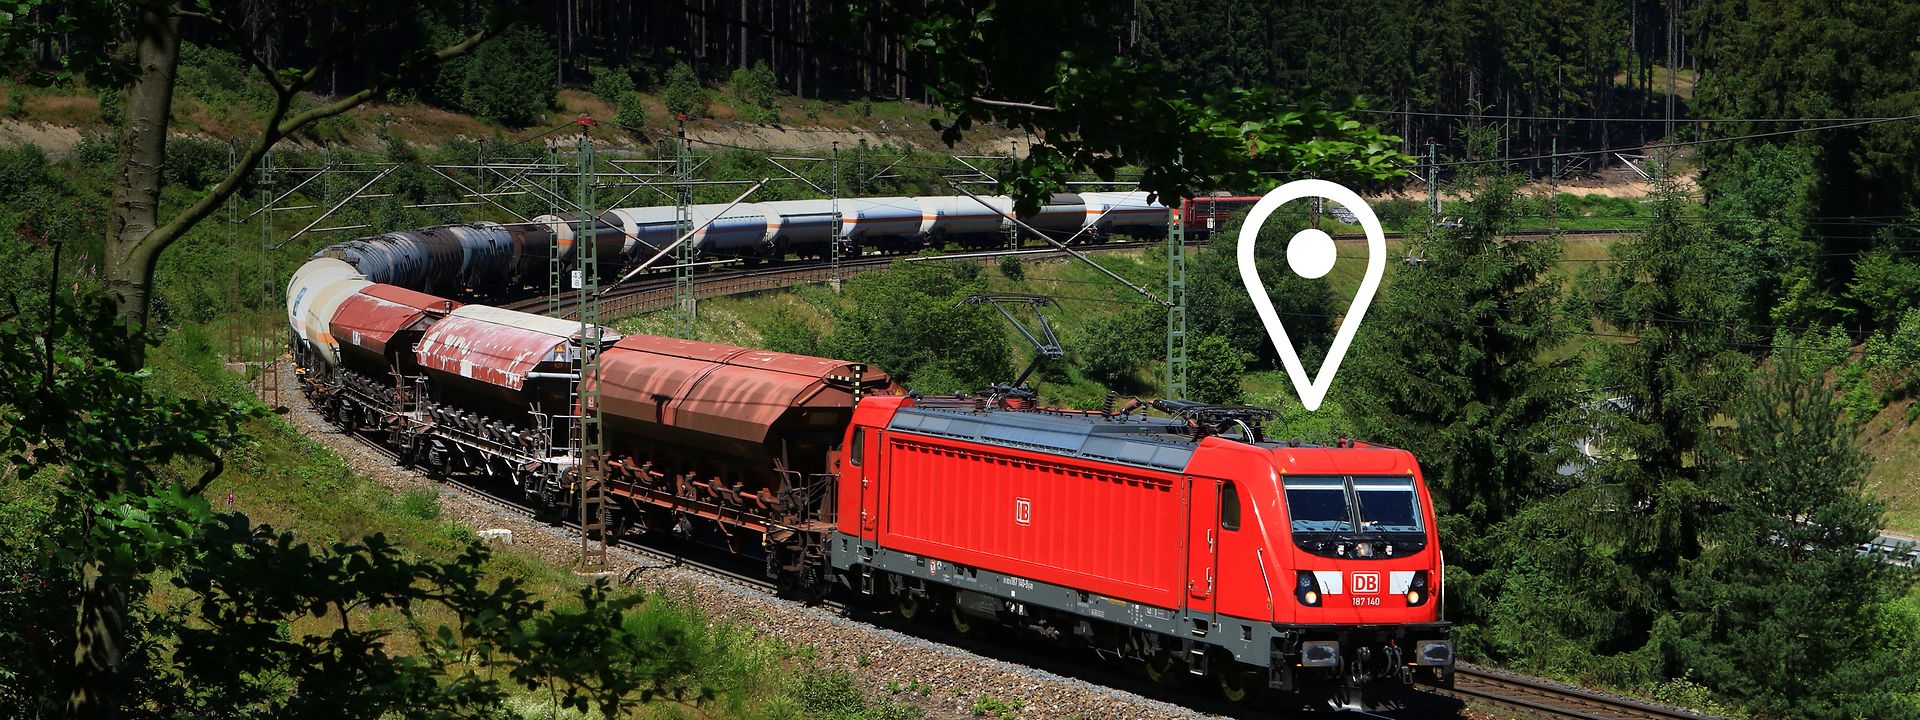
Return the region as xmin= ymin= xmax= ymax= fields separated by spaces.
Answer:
xmin=1675 ymin=358 xmax=1920 ymax=720
xmin=1558 ymin=163 xmax=1752 ymax=671
xmin=1342 ymin=127 xmax=1578 ymax=533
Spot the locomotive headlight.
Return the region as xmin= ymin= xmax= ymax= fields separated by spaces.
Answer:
xmin=1295 ymin=571 xmax=1322 ymax=607
xmin=1406 ymin=571 xmax=1432 ymax=607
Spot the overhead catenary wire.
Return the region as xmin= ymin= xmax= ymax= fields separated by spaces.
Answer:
xmin=1355 ymin=108 xmax=1920 ymax=125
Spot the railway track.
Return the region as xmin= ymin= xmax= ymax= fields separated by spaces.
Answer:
xmin=302 ymin=225 xmax=1690 ymax=719
xmin=494 ymin=226 xmax=1631 ymax=321
xmin=1444 ymin=665 xmax=1719 ymax=720
xmin=497 ymin=238 xmax=1177 ymax=319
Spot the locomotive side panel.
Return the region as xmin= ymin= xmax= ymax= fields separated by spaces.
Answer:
xmin=874 ymin=432 xmax=1187 ymax=610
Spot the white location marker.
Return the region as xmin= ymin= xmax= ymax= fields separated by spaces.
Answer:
xmin=1236 ymin=179 xmax=1386 ymax=412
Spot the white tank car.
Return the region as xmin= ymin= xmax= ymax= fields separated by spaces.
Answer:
xmin=1078 ymin=191 xmax=1171 ymax=236
xmin=915 ymin=195 xmax=1013 ymax=240
xmin=838 ymin=197 xmax=922 ymax=241
xmin=1030 ymin=193 xmax=1088 ymax=236
xmin=756 ymin=199 xmax=838 ymax=249
xmin=608 ymin=206 xmax=679 ymax=260
xmin=686 ymin=203 xmax=771 ymax=255
xmin=531 ymin=211 xmax=627 ymax=268
xmin=286 ymin=258 xmax=370 ymax=367
xmin=606 ymin=204 xmax=770 ymax=258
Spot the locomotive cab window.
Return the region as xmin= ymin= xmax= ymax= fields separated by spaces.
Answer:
xmin=849 ymin=428 xmax=864 ymax=466
xmin=1284 ymin=478 xmax=1353 ymax=533
xmin=1355 ymin=476 xmax=1423 ymax=533
xmin=1220 ymin=481 xmax=1241 ymax=531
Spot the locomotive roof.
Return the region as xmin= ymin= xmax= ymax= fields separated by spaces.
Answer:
xmin=886 ymin=405 xmax=1205 ymax=473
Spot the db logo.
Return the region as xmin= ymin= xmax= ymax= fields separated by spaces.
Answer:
xmin=1014 ymin=498 xmax=1032 ymax=526
xmin=1351 ymin=572 xmax=1381 ymax=594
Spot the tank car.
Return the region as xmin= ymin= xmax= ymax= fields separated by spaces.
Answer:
xmin=1079 ymin=191 xmax=1173 ymax=241
xmin=755 ymin=200 xmax=838 ymax=257
xmin=915 ymin=195 xmax=1013 ymax=248
xmin=313 ymin=222 xmax=521 ymax=295
xmin=286 ymin=257 xmax=371 ymax=370
xmin=837 ymin=197 xmax=925 ymax=253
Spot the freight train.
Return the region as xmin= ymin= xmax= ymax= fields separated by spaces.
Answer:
xmin=307 ymin=191 xmax=1172 ymax=297
xmin=285 ymin=213 xmax=1452 ymax=711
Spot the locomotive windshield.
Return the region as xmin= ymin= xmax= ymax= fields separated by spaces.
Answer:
xmin=1355 ymin=477 xmax=1423 ymax=533
xmin=1284 ymin=478 xmax=1355 ymax=533
xmin=1284 ymin=475 xmax=1428 ymax=558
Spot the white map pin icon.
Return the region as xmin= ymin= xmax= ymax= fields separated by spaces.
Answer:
xmin=1236 ymin=179 xmax=1385 ymax=412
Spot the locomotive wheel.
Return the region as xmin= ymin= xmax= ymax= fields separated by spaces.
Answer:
xmin=1214 ymin=661 xmax=1258 ymax=704
xmin=1141 ymin=650 xmax=1181 ymax=686
xmin=895 ymin=590 xmax=925 ymax=622
xmin=949 ymin=601 xmax=975 ymax=635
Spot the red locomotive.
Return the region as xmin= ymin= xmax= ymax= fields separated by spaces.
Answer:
xmin=289 ymin=272 xmax=1453 ymax=709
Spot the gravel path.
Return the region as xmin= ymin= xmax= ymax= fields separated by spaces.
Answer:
xmin=258 ymin=367 xmax=1223 ymax=720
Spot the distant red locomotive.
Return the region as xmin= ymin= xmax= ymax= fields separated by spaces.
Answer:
xmin=289 ymin=270 xmax=1452 ymax=709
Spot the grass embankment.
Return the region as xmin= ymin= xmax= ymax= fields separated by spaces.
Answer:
xmin=98 ymin=324 xmax=925 ymax=719
xmin=1863 ymin=399 xmax=1920 ymax=534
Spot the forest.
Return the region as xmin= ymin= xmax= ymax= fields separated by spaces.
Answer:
xmin=0 ymin=1 xmax=1918 ymax=719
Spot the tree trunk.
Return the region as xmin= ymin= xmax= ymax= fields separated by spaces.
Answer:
xmin=66 ymin=558 xmax=129 ymax=720
xmin=73 ymin=6 xmax=179 ymax=719
xmin=103 ymin=4 xmax=181 ymax=340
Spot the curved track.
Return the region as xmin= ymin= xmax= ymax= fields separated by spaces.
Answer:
xmin=498 ymin=226 xmax=1632 ymax=321
xmin=299 ymin=227 xmax=1719 ymax=719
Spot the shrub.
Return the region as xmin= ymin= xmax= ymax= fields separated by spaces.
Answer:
xmin=0 ymin=143 xmax=47 ymax=198
xmin=5 ymin=84 xmax=25 ymax=118
xmin=728 ymin=61 xmax=780 ymax=124
xmin=1076 ymin=305 xmax=1162 ymax=388
xmin=662 ymin=61 xmax=705 ymax=119
xmin=176 ymin=41 xmax=272 ymax=112
xmin=613 ymin=90 xmax=647 ymax=132
xmin=97 ymin=86 xmax=123 ymax=126
xmin=804 ymin=99 xmax=825 ymax=121
xmin=761 ymin=303 xmax=823 ymax=356
xmin=164 ymin=136 xmax=230 ymax=191
xmin=997 ymin=255 xmax=1024 ymax=281
xmin=74 ymin=133 xmax=116 ymax=166
xmin=853 ymin=97 xmax=874 ymax=118
xmin=590 ymin=65 xmax=630 ymax=101
xmin=1188 ymin=334 xmax=1252 ymax=404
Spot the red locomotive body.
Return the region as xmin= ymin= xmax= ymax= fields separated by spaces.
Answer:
xmin=830 ymin=395 xmax=1452 ymax=705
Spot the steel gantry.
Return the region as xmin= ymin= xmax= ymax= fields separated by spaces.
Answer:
xmin=572 ymin=125 xmax=609 ymax=570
